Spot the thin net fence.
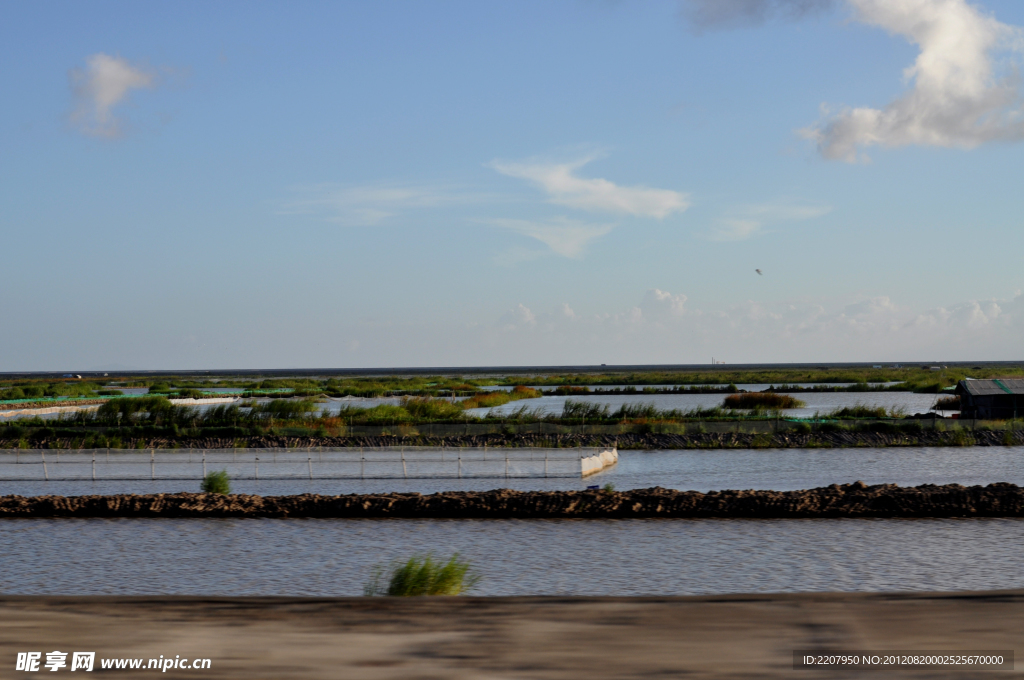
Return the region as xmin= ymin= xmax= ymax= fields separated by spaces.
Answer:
xmin=0 ymin=447 xmax=615 ymax=481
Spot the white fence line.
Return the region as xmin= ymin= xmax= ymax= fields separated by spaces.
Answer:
xmin=0 ymin=446 xmax=617 ymax=481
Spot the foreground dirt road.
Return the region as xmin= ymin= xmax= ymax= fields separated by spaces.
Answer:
xmin=2 ymin=591 xmax=1021 ymax=679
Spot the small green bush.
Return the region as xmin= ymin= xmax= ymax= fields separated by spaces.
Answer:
xmin=201 ymin=470 xmax=231 ymax=494
xmin=364 ymin=553 xmax=480 ymax=597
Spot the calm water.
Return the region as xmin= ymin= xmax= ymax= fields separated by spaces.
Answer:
xmin=469 ymin=391 xmax=949 ymax=418
xmin=0 ymin=517 xmax=1021 ymax=596
xmin=2 ymin=446 xmax=1021 ymax=496
xmin=4 ymin=390 xmax=950 ymax=422
xmin=2 ymin=446 xmax=1022 ymax=597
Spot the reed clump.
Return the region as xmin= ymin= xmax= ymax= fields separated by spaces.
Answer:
xmin=461 ymin=385 xmax=543 ymax=410
xmin=201 ymin=470 xmax=231 ymax=495
xmin=364 ymin=553 xmax=479 ymax=597
xmin=723 ymin=393 xmax=805 ymax=409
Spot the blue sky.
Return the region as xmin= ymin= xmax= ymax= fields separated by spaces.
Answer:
xmin=2 ymin=0 xmax=1023 ymax=370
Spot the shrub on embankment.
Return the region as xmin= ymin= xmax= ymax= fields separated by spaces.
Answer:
xmin=4 ymin=483 xmax=1024 ymax=518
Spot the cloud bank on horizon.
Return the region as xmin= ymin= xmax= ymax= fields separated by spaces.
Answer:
xmin=685 ymin=0 xmax=1024 ymax=161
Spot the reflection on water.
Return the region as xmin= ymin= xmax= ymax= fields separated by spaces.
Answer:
xmin=0 ymin=516 xmax=1020 ymax=596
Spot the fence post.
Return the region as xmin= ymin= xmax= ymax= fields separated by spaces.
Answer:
xmin=458 ymin=449 xmax=462 ymax=479
xmin=92 ymin=451 xmax=96 ymax=482
xmin=402 ymin=446 xmax=407 ymax=479
xmin=151 ymin=449 xmax=155 ymax=480
xmin=544 ymin=449 xmax=548 ymax=478
xmin=203 ymin=451 xmax=207 ymax=478
xmin=255 ymin=456 xmax=259 ymax=480
xmin=308 ymin=457 xmax=313 ymax=480
xmin=360 ymin=447 xmax=364 ymax=480
xmin=42 ymin=451 xmax=48 ymax=481
xmin=505 ymin=452 xmax=509 ymax=479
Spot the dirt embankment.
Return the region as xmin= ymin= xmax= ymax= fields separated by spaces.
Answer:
xmin=2 ymin=429 xmax=1021 ymax=450
xmin=2 ymin=592 xmax=1021 ymax=679
xmin=3 ymin=482 xmax=1024 ymax=519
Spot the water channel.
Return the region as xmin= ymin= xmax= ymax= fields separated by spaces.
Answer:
xmin=2 ymin=445 xmax=1020 ymax=597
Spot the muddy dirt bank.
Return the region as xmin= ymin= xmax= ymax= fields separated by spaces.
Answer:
xmin=2 ymin=591 xmax=1020 ymax=679
xmin=2 ymin=482 xmax=1023 ymax=519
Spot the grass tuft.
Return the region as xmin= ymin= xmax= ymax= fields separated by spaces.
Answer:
xmin=201 ymin=470 xmax=231 ymax=494
xmin=364 ymin=553 xmax=480 ymax=597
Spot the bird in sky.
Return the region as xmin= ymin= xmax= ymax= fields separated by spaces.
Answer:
xmin=755 ymin=269 xmax=763 ymax=275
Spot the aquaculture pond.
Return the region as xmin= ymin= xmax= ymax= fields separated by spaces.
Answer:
xmin=1 ymin=446 xmax=1021 ymax=497
xmin=0 ymin=516 xmax=1020 ymax=596
xmin=468 ymin=391 xmax=953 ymax=418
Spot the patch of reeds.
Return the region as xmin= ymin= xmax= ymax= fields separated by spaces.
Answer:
xmin=934 ymin=395 xmax=960 ymax=410
xmin=249 ymin=399 xmax=320 ymax=417
xmin=201 ymin=470 xmax=231 ymax=494
xmin=822 ymin=404 xmax=891 ymax=419
xmin=400 ymin=397 xmax=464 ymax=420
xmin=950 ymin=428 xmax=976 ymax=447
xmin=723 ymin=393 xmax=805 ymax=410
xmin=561 ymin=400 xmax=610 ymax=421
xmin=364 ymin=553 xmax=479 ymax=597
xmin=460 ymin=385 xmax=542 ymax=410
xmin=550 ymin=386 xmax=592 ymax=396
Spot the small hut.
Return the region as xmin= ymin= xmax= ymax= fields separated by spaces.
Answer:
xmin=956 ymin=379 xmax=1024 ymax=419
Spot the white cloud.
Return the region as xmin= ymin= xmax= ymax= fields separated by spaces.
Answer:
xmin=490 ymin=156 xmax=689 ymax=218
xmin=802 ymin=0 xmax=1024 ymax=161
xmin=642 ymin=289 xmax=689 ymax=317
xmin=499 ymin=303 xmax=537 ymax=331
xmin=483 ymin=217 xmax=614 ymax=258
xmin=69 ymin=53 xmax=156 ymax=137
xmin=284 ymin=184 xmax=474 ymax=225
xmin=710 ymin=202 xmax=831 ymax=240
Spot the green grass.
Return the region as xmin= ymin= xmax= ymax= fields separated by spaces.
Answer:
xmin=723 ymin=393 xmax=805 ymax=409
xmin=364 ymin=553 xmax=480 ymax=597
xmin=201 ymin=470 xmax=231 ymax=494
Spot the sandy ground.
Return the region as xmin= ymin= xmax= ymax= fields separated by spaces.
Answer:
xmin=1 ymin=591 xmax=1021 ymax=679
